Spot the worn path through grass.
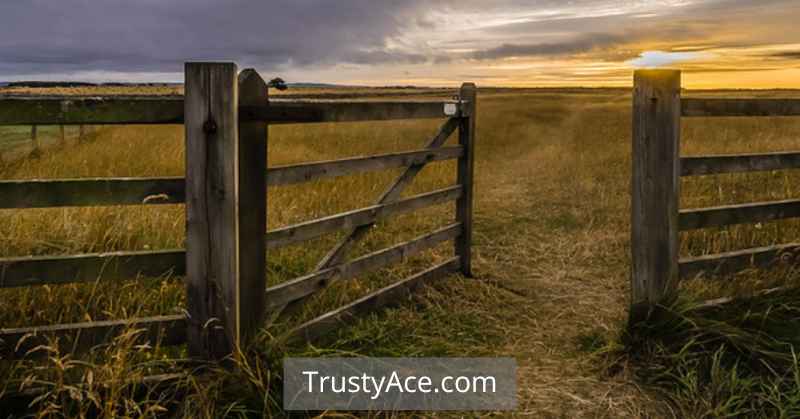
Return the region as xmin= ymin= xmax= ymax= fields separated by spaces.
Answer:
xmin=311 ymin=93 xmax=664 ymax=417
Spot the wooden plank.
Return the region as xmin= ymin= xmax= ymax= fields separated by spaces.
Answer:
xmin=692 ymin=287 xmax=789 ymax=310
xmin=0 ymin=315 xmax=186 ymax=360
xmin=631 ymin=70 xmax=682 ymax=319
xmin=456 ymin=83 xmax=477 ymax=277
xmin=0 ymin=97 xmax=460 ymax=126
xmin=241 ymin=100 xmax=461 ymax=124
xmin=682 ymin=98 xmax=800 ymax=117
xmin=0 ymin=96 xmax=185 ymax=125
xmin=237 ymin=69 xmax=269 ymax=342
xmin=0 ymin=177 xmax=184 ymax=209
xmin=0 ymin=146 xmax=461 ymax=209
xmin=0 ymin=249 xmax=185 ymax=288
xmin=265 ymin=223 xmax=461 ymax=311
xmin=287 ymin=257 xmax=459 ymax=344
xmin=681 ymin=151 xmax=800 ymax=176
xmin=266 ymin=186 xmax=462 ymax=249
xmin=267 ymin=146 xmax=463 ymax=186
xmin=31 ymin=125 xmax=38 ymax=149
xmin=679 ymin=243 xmax=800 ymax=279
xmin=680 ymin=199 xmax=800 ymax=230
xmin=0 ymin=147 xmax=460 ymax=209
xmin=184 ymin=62 xmax=240 ymax=360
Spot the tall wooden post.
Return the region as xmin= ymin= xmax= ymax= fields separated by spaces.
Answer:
xmin=78 ymin=125 xmax=85 ymax=142
xmin=31 ymin=125 xmax=39 ymax=149
xmin=237 ymin=69 xmax=268 ymax=342
xmin=185 ymin=62 xmax=264 ymax=360
xmin=456 ymin=83 xmax=477 ymax=277
xmin=59 ymin=125 xmax=66 ymax=146
xmin=631 ymin=70 xmax=681 ymax=323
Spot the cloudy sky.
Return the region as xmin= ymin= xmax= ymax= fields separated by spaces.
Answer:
xmin=2 ymin=0 xmax=800 ymax=88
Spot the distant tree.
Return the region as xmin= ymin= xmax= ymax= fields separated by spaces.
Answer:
xmin=268 ymin=77 xmax=288 ymax=91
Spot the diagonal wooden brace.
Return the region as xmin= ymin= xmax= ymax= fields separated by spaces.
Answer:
xmin=273 ymin=117 xmax=460 ymax=320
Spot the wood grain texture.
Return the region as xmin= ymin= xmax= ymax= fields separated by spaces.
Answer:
xmin=681 ymin=151 xmax=800 ymax=176
xmin=287 ymin=257 xmax=459 ymax=344
xmin=0 ymin=148 xmax=461 ymax=209
xmin=237 ymin=69 xmax=268 ymax=343
xmin=265 ymin=223 xmax=461 ymax=311
xmin=273 ymin=118 xmax=459 ymax=319
xmin=0 ymin=177 xmax=184 ymax=209
xmin=0 ymin=96 xmax=185 ymax=125
xmin=267 ymin=146 xmax=463 ymax=186
xmin=680 ymin=199 xmax=800 ymax=230
xmin=0 ymin=315 xmax=186 ymax=360
xmin=241 ymin=100 xmax=460 ymax=123
xmin=456 ymin=83 xmax=477 ymax=277
xmin=0 ymin=249 xmax=185 ymax=288
xmin=682 ymin=98 xmax=800 ymax=117
xmin=31 ymin=125 xmax=38 ymax=149
xmin=631 ymin=70 xmax=681 ymax=319
xmin=679 ymin=243 xmax=800 ymax=279
xmin=184 ymin=62 xmax=240 ymax=360
xmin=0 ymin=97 xmax=459 ymax=126
xmin=266 ymin=186 xmax=462 ymax=249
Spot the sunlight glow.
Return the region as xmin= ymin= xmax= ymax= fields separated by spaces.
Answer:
xmin=627 ymin=51 xmax=711 ymax=68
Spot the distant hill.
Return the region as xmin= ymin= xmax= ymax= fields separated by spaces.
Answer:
xmin=286 ymin=82 xmax=347 ymax=88
xmin=3 ymin=81 xmax=182 ymax=88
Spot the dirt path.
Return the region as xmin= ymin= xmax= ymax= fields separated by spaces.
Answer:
xmin=465 ymin=104 xmax=666 ymax=417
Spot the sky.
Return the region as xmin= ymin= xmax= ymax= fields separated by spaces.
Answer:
xmin=1 ymin=0 xmax=800 ymax=88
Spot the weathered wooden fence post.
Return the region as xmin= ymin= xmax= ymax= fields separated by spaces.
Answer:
xmin=185 ymin=62 xmax=266 ymax=360
xmin=631 ymin=70 xmax=681 ymax=323
xmin=237 ymin=69 xmax=268 ymax=342
xmin=456 ymin=83 xmax=477 ymax=277
xmin=78 ymin=125 xmax=85 ymax=142
xmin=31 ymin=125 xmax=38 ymax=149
xmin=59 ymin=125 xmax=66 ymax=146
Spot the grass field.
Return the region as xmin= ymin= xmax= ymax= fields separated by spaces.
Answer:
xmin=3 ymin=86 xmax=800 ymax=417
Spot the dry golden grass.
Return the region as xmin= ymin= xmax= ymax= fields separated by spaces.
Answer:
xmin=2 ymin=86 xmax=800 ymax=417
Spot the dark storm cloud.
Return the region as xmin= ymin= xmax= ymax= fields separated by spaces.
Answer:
xmin=0 ymin=0 xmax=431 ymax=77
xmin=769 ymin=52 xmax=800 ymax=60
xmin=471 ymin=33 xmax=625 ymax=60
xmin=3 ymin=0 xmax=800 ymax=81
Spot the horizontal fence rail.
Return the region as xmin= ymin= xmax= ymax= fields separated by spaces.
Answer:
xmin=287 ymin=257 xmax=460 ymax=343
xmin=0 ymin=315 xmax=187 ymax=359
xmin=0 ymin=146 xmax=461 ymax=209
xmin=682 ymin=98 xmax=800 ymax=117
xmin=266 ymin=186 xmax=462 ymax=249
xmin=267 ymin=145 xmax=462 ymax=186
xmin=0 ymin=250 xmax=185 ymax=288
xmin=265 ymin=223 xmax=462 ymax=311
xmin=0 ymin=177 xmax=184 ymax=209
xmin=0 ymin=96 xmax=464 ymax=125
xmin=0 ymin=187 xmax=461 ymax=287
xmin=680 ymin=243 xmax=800 ymax=279
xmin=242 ymin=100 xmax=466 ymax=123
xmin=681 ymin=151 xmax=800 ymax=176
xmin=679 ymin=199 xmax=800 ymax=230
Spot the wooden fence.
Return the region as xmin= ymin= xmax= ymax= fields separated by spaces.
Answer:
xmin=631 ymin=69 xmax=800 ymax=320
xmin=0 ymin=62 xmax=477 ymax=360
